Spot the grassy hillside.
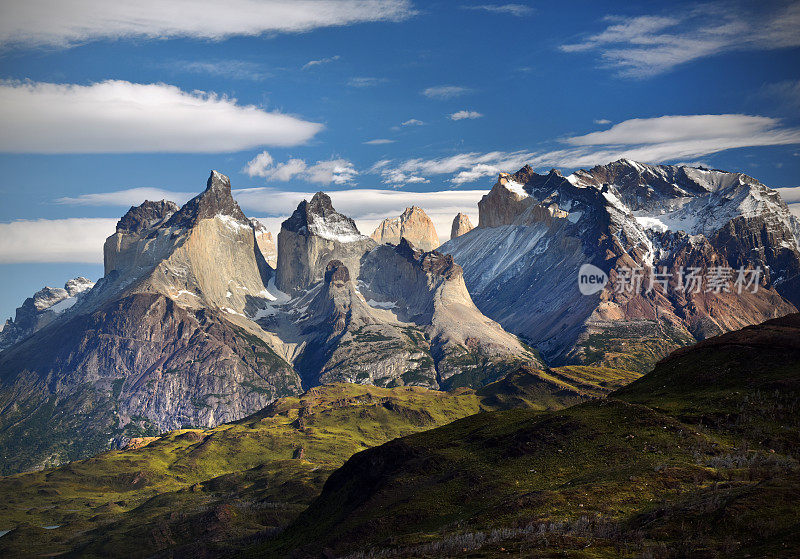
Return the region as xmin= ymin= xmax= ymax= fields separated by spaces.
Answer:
xmin=0 ymin=364 xmax=634 ymax=557
xmin=259 ymin=314 xmax=800 ymax=558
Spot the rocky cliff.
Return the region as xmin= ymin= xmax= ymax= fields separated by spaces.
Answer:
xmin=251 ymin=218 xmax=277 ymax=268
xmin=477 ymin=172 xmax=535 ymax=228
xmin=0 ymin=171 xmax=302 ymax=474
xmin=450 ymin=212 xmax=474 ymax=239
xmin=276 ymin=192 xmax=376 ymax=293
xmin=370 ymin=206 xmax=440 ymax=251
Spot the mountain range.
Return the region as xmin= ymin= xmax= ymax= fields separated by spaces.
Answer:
xmin=1 ymin=313 xmax=796 ymax=557
xmin=1 ymin=160 xmax=798 ymax=475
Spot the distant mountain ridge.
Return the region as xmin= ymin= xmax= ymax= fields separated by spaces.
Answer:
xmin=0 ymin=172 xmax=534 ymax=474
xmin=441 ymin=159 xmax=799 ymax=370
xmin=2 ymin=160 xmax=798 ymax=474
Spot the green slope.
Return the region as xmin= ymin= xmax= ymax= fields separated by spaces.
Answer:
xmin=260 ymin=314 xmax=800 ymax=558
xmin=0 ymin=363 xmax=636 ymax=558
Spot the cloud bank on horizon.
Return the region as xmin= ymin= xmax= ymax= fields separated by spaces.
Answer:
xmin=3 ymin=187 xmax=487 ymax=263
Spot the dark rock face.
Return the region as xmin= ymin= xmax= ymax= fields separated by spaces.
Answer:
xmin=0 ymin=170 xmax=300 ymax=474
xmin=711 ymin=216 xmax=800 ymax=307
xmin=0 ymin=293 xmax=301 ymax=474
xmin=573 ymin=159 xmax=711 ymax=210
xmin=324 ymin=260 xmax=350 ymax=285
xmin=394 ymin=238 xmax=461 ymax=281
xmin=116 ymin=200 xmax=179 ymax=233
xmin=283 ymin=192 xmax=359 ymax=235
xmin=167 ymin=170 xmax=249 ymax=229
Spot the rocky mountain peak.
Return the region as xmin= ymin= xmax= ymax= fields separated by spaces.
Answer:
xmin=116 ymin=200 xmax=179 ymax=233
xmin=324 ymin=260 xmax=351 ymax=286
xmin=207 ymin=169 xmax=231 ymax=192
xmin=478 ymin=173 xmax=535 ymax=228
xmin=283 ymin=192 xmax=363 ymax=242
xmin=277 ymin=194 xmax=374 ymax=293
xmin=370 ymin=205 xmax=440 ymax=251
xmin=451 ymin=212 xmax=474 ymax=239
xmin=167 ymin=170 xmax=248 ymax=229
xmin=64 ymin=277 xmax=94 ymax=297
xmin=309 ymin=191 xmax=336 ymax=214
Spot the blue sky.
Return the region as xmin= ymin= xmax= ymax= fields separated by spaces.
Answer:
xmin=0 ymin=0 xmax=799 ymax=320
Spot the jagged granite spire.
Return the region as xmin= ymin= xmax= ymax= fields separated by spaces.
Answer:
xmin=370 ymin=206 xmax=440 ymax=251
xmin=451 ymin=212 xmax=474 ymax=239
xmin=277 ymin=192 xmax=375 ymax=293
xmin=167 ymin=170 xmax=248 ymax=228
xmin=283 ymin=192 xmax=361 ymax=239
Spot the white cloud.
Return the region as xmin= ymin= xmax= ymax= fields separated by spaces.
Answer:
xmin=0 ymin=0 xmax=416 ymax=47
xmin=243 ymin=151 xmax=358 ymax=185
xmin=462 ymin=4 xmax=533 ymax=16
xmin=373 ymin=114 xmax=800 ymax=185
xmin=0 ymin=218 xmax=117 ymax=263
xmin=347 ymin=77 xmax=386 ymax=87
xmin=450 ymin=110 xmax=483 ymax=121
xmin=566 ymin=115 xmax=793 ymax=146
xmin=302 ymin=55 xmax=341 ymax=70
xmin=561 ymin=3 xmax=800 ymax=77
xmin=0 ymin=80 xmax=323 ymax=153
xmin=56 ymin=187 xmax=194 ymax=207
xmin=401 ymin=118 xmax=425 ymax=126
xmin=364 ymin=139 xmax=395 ymax=145
xmin=594 ymin=118 xmax=611 ymax=125
xmin=422 ymin=85 xmax=470 ymax=99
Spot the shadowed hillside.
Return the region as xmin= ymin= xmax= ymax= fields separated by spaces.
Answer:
xmin=261 ymin=314 xmax=800 ymax=558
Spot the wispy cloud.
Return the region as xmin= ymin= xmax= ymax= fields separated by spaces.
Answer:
xmin=0 ymin=80 xmax=322 ymax=153
xmin=373 ymin=114 xmax=800 ymax=185
xmin=462 ymin=4 xmax=533 ymax=16
xmin=594 ymin=118 xmax=611 ymax=125
xmin=244 ymin=150 xmax=358 ymax=185
xmin=561 ymin=2 xmax=800 ymax=78
xmin=422 ymin=85 xmax=470 ymax=99
xmin=164 ymin=59 xmax=271 ymax=81
xmin=350 ymin=77 xmax=381 ymax=87
xmin=0 ymin=0 xmax=416 ymax=48
xmin=302 ymin=54 xmax=341 ymax=70
xmin=449 ymin=110 xmax=483 ymax=120
xmin=56 ymin=187 xmax=193 ymax=207
xmin=364 ymin=139 xmax=395 ymax=145
xmin=757 ymin=79 xmax=800 ymax=112
xmin=401 ymin=118 xmax=425 ymax=126
xmin=347 ymin=77 xmax=387 ymax=87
